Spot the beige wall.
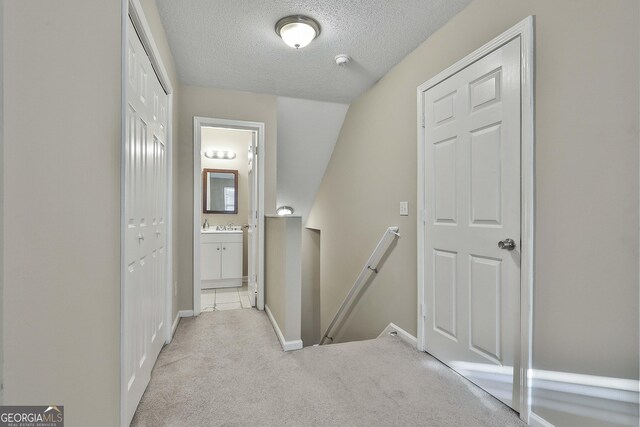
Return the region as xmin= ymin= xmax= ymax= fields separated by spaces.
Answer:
xmin=201 ymin=127 xmax=251 ymax=276
xmin=308 ymin=0 xmax=639 ymax=425
xmin=177 ymin=85 xmax=277 ymax=311
xmin=3 ymin=0 xmax=181 ymax=423
xmin=3 ymin=1 xmax=121 ymax=424
xmin=265 ymin=218 xmax=286 ymax=334
xmin=0 ymin=0 xmax=4 ymax=404
xmin=265 ymin=216 xmax=302 ymax=345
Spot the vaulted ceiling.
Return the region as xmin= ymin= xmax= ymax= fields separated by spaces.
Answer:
xmin=155 ymin=0 xmax=472 ymax=103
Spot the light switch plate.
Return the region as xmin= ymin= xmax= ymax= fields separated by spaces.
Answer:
xmin=400 ymin=201 xmax=409 ymax=216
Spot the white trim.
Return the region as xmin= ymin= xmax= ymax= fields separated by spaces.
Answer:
xmin=518 ymin=17 xmax=536 ymax=423
xmin=529 ymin=412 xmax=555 ymax=427
xmin=119 ymin=2 xmax=127 ymax=425
xmin=127 ymin=0 xmax=173 ymax=94
xmin=193 ymin=118 xmax=201 ymax=315
xmin=179 ymin=309 xmax=194 ymax=318
xmin=165 ymin=94 xmax=174 ymax=345
xmin=193 ymin=117 xmax=266 ymax=315
xmin=171 ymin=312 xmax=180 ymax=338
xmin=121 ymin=2 xmax=175 ymax=425
xmin=416 ymin=78 xmax=426 ymax=355
xmin=378 ymin=323 xmax=418 ymax=348
xmin=416 ymin=16 xmax=535 ymax=424
xmin=265 ymin=305 xmax=303 ymax=351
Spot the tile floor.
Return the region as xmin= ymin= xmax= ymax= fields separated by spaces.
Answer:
xmin=201 ymin=285 xmax=253 ymax=312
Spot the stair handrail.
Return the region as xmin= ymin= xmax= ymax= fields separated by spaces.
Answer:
xmin=319 ymin=226 xmax=400 ymax=345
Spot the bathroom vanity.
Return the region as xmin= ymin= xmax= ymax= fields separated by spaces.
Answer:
xmin=201 ymin=229 xmax=243 ymax=289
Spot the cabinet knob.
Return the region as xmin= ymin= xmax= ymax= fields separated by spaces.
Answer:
xmin=223 ymin=247 xmax=226 ymax=250
xmin=216 ymin=247 xmax=219 ymax=251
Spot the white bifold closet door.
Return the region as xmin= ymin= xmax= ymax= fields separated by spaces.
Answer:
xmin=124 ymin=17 xmax=168 ymax=425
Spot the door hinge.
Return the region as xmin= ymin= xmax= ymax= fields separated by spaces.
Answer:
xmin=421 ymin=302 xmax=427 ymax=318
xmin=254 ymin=145 xmax=258 ymax=156
xmin=421 ymin=209 xmax=427 ymax=224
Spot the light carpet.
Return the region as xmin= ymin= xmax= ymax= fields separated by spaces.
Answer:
xmin=131 ymin=309 xmax=525 ymax=426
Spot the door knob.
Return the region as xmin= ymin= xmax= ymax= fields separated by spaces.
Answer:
xmin=498 ymin=238 xmax=515 ymax=251
xmin=137 ymin=234 xmax=145 ymax=241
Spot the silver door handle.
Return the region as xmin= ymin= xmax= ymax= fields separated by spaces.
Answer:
xmin=498 ymin=238 xmax=515 ymax=251
xmin=138 ymin=234 xmax=145 ymax=241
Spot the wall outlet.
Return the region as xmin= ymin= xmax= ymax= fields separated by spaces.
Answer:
xmin=400 ymin=201 xmax=409 ymax=216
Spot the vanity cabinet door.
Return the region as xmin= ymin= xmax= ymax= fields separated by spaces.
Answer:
xmin=221 ymin=242 xmax=242 ymax=279
xmin=201 ymin=243 xmax=222 ymax=280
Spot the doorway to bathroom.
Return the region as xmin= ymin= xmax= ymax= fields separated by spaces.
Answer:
xmin=193 ymin=117 xmax=265 ymax=316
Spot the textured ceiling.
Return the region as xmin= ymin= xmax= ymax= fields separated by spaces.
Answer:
xmin=155 ymin=0 xmax=472 ymax=103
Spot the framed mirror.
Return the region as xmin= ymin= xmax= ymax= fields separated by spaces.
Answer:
xmin=203 ymin=168 xmax=238 ymax=214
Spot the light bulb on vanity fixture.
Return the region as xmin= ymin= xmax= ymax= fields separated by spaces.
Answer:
xmin=204 ymin=150 xmax=236 ymax=160
xmin=275 ymin=15 xmax=320 ymax=49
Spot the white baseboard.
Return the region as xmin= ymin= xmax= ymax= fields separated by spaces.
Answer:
xmin=265 ymin=305 xmax=303 ymax=351
xmin=168 ymin=310 xmax=193 ymax=343
xmin=171 ymin=312 xmax=180 ymax=337
xmin=378 ymin=323 xmax=418 ymax=348
xmin=529 ymin=412 xmax=555 ymax=427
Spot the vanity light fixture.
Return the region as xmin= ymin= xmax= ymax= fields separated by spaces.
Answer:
xmin=276 ymin=206 xmax=295 ymax=216
xmin=275 ymin=15 xmax=320 ymax=49
xmin=204 ymin=150 xmax=236 ymax=160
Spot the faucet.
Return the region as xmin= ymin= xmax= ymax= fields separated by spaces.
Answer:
xmin=203 ymin=219 xmax=209 ymax=230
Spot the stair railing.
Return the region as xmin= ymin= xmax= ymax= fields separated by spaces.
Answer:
xmin=319 ymin=226 xmax=400 ymax=345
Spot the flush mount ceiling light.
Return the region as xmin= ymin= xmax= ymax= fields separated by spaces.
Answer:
xmin=204 ymin=150 xmax=236 ymax=160
xmin=275 ymin=15 xmax=320 ymax=49
xmin=334 ymin=54 xmax=351 ymax=66
xmin=276 ymin=206 xmax=295 ymax=216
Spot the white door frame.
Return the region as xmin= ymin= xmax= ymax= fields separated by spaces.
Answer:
xmin=121 ymin=1 xmax=175 ymax=425
xmin=193 ymin=117 xmax=265 ymax=314
xmin=417 ymin=16 xmax=535 ymax=423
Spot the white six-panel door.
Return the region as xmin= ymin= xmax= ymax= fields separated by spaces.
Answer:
xmin=124 ymin=17 xmax=168 ymax=425
xmin=423 ymin=38 xmax=521 ymax=410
